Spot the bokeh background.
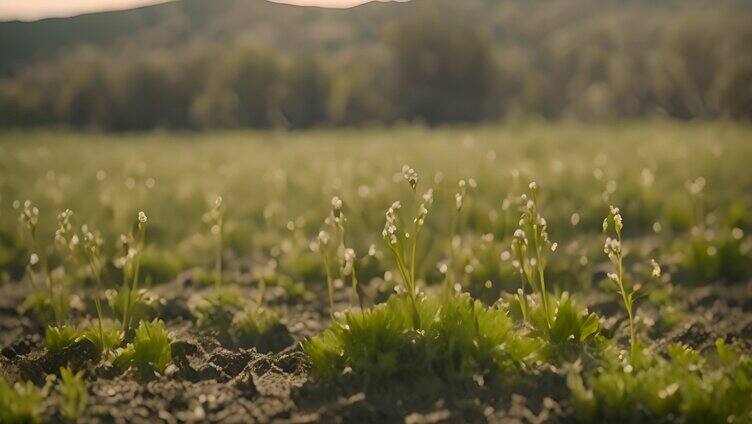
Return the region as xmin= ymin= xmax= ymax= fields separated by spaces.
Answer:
xmin=0 ymin=0 xmax=750 ymax=131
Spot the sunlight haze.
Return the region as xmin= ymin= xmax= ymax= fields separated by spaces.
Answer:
xmin=0 ymin=0 xmax=373 ymax=21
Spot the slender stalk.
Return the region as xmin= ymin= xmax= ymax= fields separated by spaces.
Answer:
xmin=215 ymin=215 xmax=223 ymax=289
xmin=351 ymin=261 xmax=362 ymax=310
xmin=30 ymin=234 xmax=60 ymax=325
xmin=443 ymin=211 xmax=458 ymax=296
xmin=614 ymin=229 xmax=636 ymax=362
xmin=258 ymin=276 xmax=267 ymax=306
xmin=323 ymin=254 xmax=335 ymax=319
xmin=87 ymin=256 xmax=106 ymax=350
xmin=126 ymin=244 xmax=143 ymax=332
xmin=617 ymin=261 xmax=636 ymax=362
xmin=123 ymin=217 xmax=147 ymax=334
xmin=529 ymin=194 xmax=551 ymax=327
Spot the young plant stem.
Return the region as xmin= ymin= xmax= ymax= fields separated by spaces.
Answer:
xmin=529 ymin=192 xmax=551 ymax=328
xmin=410 ymin=224 xmax=419 ymax=293
xmin=350 ymin=262 xmax=362 ymax=310
xmin=86 ymin=256 xmax=106 ymax=350
xmin=323 ymin=254 xmax=335 ymax=319
xmin=29 ymin=233 xmax=60 ymax=325
xmin=258 ymin=276 xmax=267 ymax=306
xmin=387 ymin=242 xmax=420 ymax=327
xmin=123 ymin=222 xmax=146 ymax=334
xmin=615 ymin=230 xmax=636 ymax=363
xmin=443 ymin=211 xmax=459 ymax=297
xmin=215 ymin=215 xmax=223 ymax=289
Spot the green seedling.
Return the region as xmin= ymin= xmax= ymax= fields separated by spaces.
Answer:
xmin=232 ymin=304 xmax=281 ymax=348
xmin=189 ymin=287 xmax=243 ymax=331
xmin=442 ymin=179 xmax=468 ymax=295
xmin=517 ymin=292 xmax=600 ymax=359
xmin=568 ymin=339 xmax=752 ymax=422
xmin=380 ymin=165 xmax=434 ymax=326
xmin=79 ymin=224 xmax=112 ymax=352
xmin=603 ymin=205 xmax=639 ymax=362
xmin=511 ymin=182 xmax=556 ymax=327
xmin=304 ymin=293 xmax=538 ymax=385
xmin=19 ymin=200 xmax=66 ymax=324
xmin=55 ymin=209 xmax=116 ymax=355
xmin=58 ymin=366 xmax=88 ymax=421
xmin=81 ymin=323 xmax=122 ymax=356
xmin=109 ymin=287 xmax=162 ymax=329
xmin=203 ymin=196 xmax=225 ymax=288
xmin=317 ymin=228 xmax=336 ymax=317
xmin=318 ymin=195 xmax=363 ymax=314
xmin=115 ymin=319 xmax=172 ymax=378
xmin=0 ymin=376 xmax=43 ymax=423
xmin=119 ymin=211 xmax=148 ymax=334
xmin=45 ymin=324 xmax=82 ymax=353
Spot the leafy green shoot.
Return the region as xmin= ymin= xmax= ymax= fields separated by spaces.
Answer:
xmin=45 ymin=324 xmax=82 ymax=353
xmin=203 ymin=196 xmax=225 ymax=289
xmin=119 ymin=211 xmax=148 ymax=334
xmin=511 ymin=182 xmax=556 ymax=327
xmin=603 ymin=205 xmax=638 ymax=362
xmin=0 ymin=376 xmax=43 ymax=424
xmin=109 ymin=287 xmax=162 ymax=331
xmin=304 ymin=293 xmax=539 ymax=386
xmin=380 ymin=165 xmax=434 ymax=326
xmin=232 ymin=304 xmax=281 ymax=348
xmin=189 ymin=286 xmax=243 ymax=330
xmin=81 ymin=322 xmax=122 ymax=356
xmin=58 ymin=366 xmax=88 ymax=421
xmin=79 ymin=223 xmax=109 ymax=354
xmin=442 ymin=179 xmax=468 ymax=296
xmin=114 ymin=319 xmax=172 ymax=378
xmin=568 ymin=339 xmax=752 ymax=422
xmin=512 ymin=292 xmax=600 ymax=358
xmin=318 ymin=195 xmax=363 ymax=314
xmin=19 ymin=201 xmax=67 ymax=324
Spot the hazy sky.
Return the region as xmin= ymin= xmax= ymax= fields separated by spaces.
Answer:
xmin=0 ymin=0 xmax=372 ymax=21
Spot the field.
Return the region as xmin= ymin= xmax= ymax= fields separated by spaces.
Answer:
xmin=1 ymin=121 xmax=751 ymax=422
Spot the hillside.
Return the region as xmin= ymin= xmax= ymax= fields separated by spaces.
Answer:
xmin=1 ymin=0 xmax=750 ymax=127
xmin=0 ymin=0 xmax=393 ymax=75
xmin=0 ymin=0 xmax=743 ymax=76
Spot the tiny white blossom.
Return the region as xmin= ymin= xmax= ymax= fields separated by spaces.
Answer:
xmin=651 ymin=259 xmax=661 ymax=279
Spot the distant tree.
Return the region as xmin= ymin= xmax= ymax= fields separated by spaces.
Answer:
xmin=191 ymin=49 xmax=281 ymax=128
xmin=278 ymin=57 xmax=332 ymax=129
xmin=387 ymin=14 xmax=497 ymax=125
xmin=652 ymin=12 xmax=752 ymax=120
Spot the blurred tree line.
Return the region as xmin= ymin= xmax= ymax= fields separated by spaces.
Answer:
xmin=0 ymin=9 xmax=750 ymax=130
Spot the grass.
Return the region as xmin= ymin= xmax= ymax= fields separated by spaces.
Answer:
xmin=0 ymin=121 xmax=751 ymax=421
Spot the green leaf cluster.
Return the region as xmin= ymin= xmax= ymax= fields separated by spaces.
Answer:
xmin=0 ymin=377 xmax=42 ymax=423
xmin=114 ymin=319 xmax=172 ymax=378
xmin=568 ymin=339 xmax=752 ymax=422
xmin=304 ymin=293 xmax=539 ymax=385
xmin=58 ymin=367 xmax=88 ymax=421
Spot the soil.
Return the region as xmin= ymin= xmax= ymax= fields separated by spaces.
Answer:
xmin=1 ymin=275 xmax=751 ymax=423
